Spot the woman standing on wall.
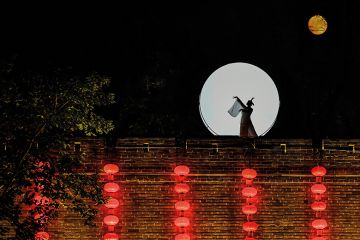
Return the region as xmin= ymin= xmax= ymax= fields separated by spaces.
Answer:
xmin=228 ymin=96 xmax=257 ymax=137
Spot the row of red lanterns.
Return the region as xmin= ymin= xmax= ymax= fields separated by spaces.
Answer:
xmin=310 ymin=165 xmax=328 ymax=240
xmin=241 ymin=168 xmax=258 ymax=240
xmin=34 ymin=162 xmax=51 ymax=240
xmin=174 ymin=165 xmax=191 ymax=240
xmin=103 ymin=164 xmax=121 ymax=240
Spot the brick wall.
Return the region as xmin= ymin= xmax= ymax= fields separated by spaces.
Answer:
xmin=21 ymin=138 xmax=360 ymax=239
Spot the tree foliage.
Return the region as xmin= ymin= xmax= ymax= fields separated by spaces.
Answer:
xmin=0 ymin=61 xmax=115 ymax=239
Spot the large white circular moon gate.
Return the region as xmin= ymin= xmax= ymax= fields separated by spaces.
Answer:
xmin=199 ymin=62 xmax=280 ymax=136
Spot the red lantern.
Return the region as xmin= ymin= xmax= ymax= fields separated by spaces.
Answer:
xmin=175 ymin=183 xmax=190 ymax=194
xmin=245 ymin=238 xmax=256 ymax=240
xmin=175 ymin=217 xmax=190 ymax=228
xmin=174 ymin=165 xmax=190 ymax=176
xmin=242 ymin=187 xmax=257 ymax=198
xmin=311 ymin=201 xmax=327 ymax=211
xmin=103 ymin=233 xmax=119 ymax=240
xmin=35 ymin=231 xmax=49 ymax=240
xmin=243 ymin=221 xmax=258 ymax=232
xmin=104 ymin=164 xmax=119 ymax=180
xmin=104 ymin=164 xmax=119 ymax=174
xmin=311 ymin=237 xmax=327 ymax=240
xmin=312 ymin=219 xmax=328 ymax=230
xmin=175 ymin=200 xmax=190 ymax=211
xmin=175 ymin=233 xmax=191 ymax=240
xmin=311 ymin=184 xmax=326 ymax=194
xmin=104 ymin=183 xmax=120 ymax=193
xmin=242 ymin=169 xmax=257 ymax=179
xmin=311 ymin=166 xmax=326 ymax=177
xmin=104 ymin=215 xmax=119 ymax=231
xmin=242 ymin=204 xmax=257 ymax=215
xmin=105 ymin=198 xmax=120 ymax=209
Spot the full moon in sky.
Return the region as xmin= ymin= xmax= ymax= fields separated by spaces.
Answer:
xmin=199 ymin=62 xmax=280 ymax=136
xmin=308 ymin=15 xmax=327 ymax=35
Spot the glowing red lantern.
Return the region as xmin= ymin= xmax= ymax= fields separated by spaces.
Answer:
xmin=245 ymin=238 xmax=256 ymax=240
xmin=311 ymin=184 xmax=326 ymax=194
xmin=242 ymin=204 xmax=257 ymax=215
xmin=104 ymin=164 xmax=119 ymax=174
xmin=35 ymin=231 xmax=49 ymax=240
xmin=174 ymin=165 xmax=190 ymax=176
xmin=175 ymin=217 xmax=190 ymax=228
xmin=105 ymin=198 xmax=120 ymax=209
xmin=242 ymin=187 xmax=257 ymax=198
xmin=104 ymin=182 xmax=120 ymax=193
xmin=175 ymin=183 xmax=190 ymax=194
xmin=311 ymin=237 xmax=327 ymax=240
xmin=311 ymin=201 xmax=327 ymax=211
xmin=311 ymin=166 xmax=326 ymax=177
xmin=242 ymin=168 xmax=257 ymax=179
xmin=175 ymin=200 xmax=190 ymax=211
xmin=312 ymin=219 xmax=328 ymax=230
xmin=243 ymin=221 xmax=258 ymax=232
xmin=103 ymin=233 xmax=119 ymax=240
xmin=104 ymin=215 xmax=119 ymax=231
xmin=175 ymin=233 xmax=191 ymax=240
xmin=104 ymin=164 xmax=119 ymax=180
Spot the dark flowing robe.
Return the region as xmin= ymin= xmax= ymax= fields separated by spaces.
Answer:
xmin=228 ymin=99 xmax=257 ymax=137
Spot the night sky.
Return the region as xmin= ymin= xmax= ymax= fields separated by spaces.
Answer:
xmin=2 ymin=1 xmax=360 ymax=138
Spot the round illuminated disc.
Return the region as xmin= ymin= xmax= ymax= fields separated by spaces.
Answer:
xmin=308 ymin=15 xmax=327 ymax=35
xmin=199 ymin=62 xmax=280 ymax=136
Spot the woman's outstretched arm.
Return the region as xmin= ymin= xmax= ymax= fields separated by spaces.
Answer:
xmin=233 ymin=96 xmax=246 ymax=108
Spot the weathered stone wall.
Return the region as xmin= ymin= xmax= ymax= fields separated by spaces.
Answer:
xmin=24 ymin=138 xmax=360 ymax=239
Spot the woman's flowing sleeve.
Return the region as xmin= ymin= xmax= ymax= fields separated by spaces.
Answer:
xmin=228 ymin=99 xmax=243 ymax=117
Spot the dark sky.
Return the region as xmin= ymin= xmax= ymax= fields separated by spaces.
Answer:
xmin=2 ymin=1 xmax=360 ymax=138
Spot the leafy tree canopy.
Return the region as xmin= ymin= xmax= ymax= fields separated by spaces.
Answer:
xmin=0 ymin=59 xmax=115 ymax=239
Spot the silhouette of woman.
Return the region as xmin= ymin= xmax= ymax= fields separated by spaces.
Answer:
xmin=228 ymin=96 xmax=257 ymax=137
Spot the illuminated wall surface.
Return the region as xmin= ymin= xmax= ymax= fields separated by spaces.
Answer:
xmin=4 ymin=138 xmax=360 ymax=239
